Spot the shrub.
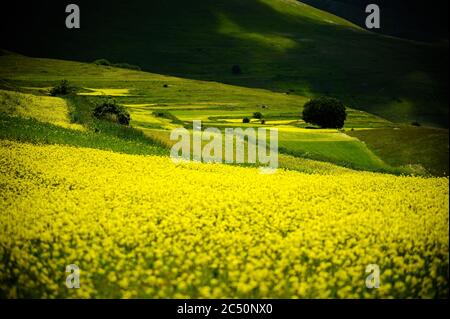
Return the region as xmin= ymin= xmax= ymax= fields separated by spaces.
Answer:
xmin=253 ymin=112 xmax=263 ymax=119
xmin=50 ymin=80 xmax=73 ymax=96
xmin=242 ymin=117 xmax=250 ymax=124
xmin=232 ymin=65 xmax=242 ymax=75
xmin=411 ymin=121 xmax=421 ymax=127
xmin=302 ymin=97 xmax=347 ymax=129
xmin=93 ymin=100 xmax=130 ymax=125
xmin=261 ymin=119 xmax=266 ymax=125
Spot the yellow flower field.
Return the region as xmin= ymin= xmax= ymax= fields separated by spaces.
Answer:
xmin=0 ymin=140 xmax=448 ymax=298
xmin=0 ymin=90 xmax=84 ymax=131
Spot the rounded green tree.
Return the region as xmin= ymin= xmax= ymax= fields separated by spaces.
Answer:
xmin=253 ymin=112 xmax=263 ymax=119
xmin=302 ymin=97 xmax=347 ymax=129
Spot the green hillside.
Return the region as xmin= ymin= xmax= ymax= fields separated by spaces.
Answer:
xmin=0 ymin=51 xmax=393 ymax=172
xmin=1 ymin=0 xmax=448 ymax=127
xmin=2 ymin=51 xmax=448 ymax=175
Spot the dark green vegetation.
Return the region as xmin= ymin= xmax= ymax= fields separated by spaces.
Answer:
xmin=348 ymin=127 xmax=449 ymax=176
xmin=93 ymin=100 xmax=131 ymax=125
xmin=2 ymin=0 xmax=448 ymax=127
xmin=50 ymin=79 xmax=73 ymax=96
xmin=253 ymin=112 xmax=263 ymax=120
xmin=302 ymin=97 xmax=347 ymax=128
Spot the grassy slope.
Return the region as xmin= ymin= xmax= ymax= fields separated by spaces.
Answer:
xmin=0 ymin=52 xmax=400 ymax=173
xmin=1 ymin=0 xmax=448 ymax=127
xmin=0 ymin=87 xmax=168 ymax=156
xmin=2 ymin=52 xmax=448 ymax=175
xmin=348 ymin=127 xmax=449 ymax=176
xmin=0 ymin=114 xmax=167 ymax=157
xmin=0 ymin=89 xmax=84 ymax=131
xmin=277 ymin=127 xmax=387 ymax=170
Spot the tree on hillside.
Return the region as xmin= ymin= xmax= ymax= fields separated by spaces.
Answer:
xmin=93 ymin=100 xmax=131 ymax=125
xmin=253 ymin=112 xmax=263 ymax=119
xmin=50 ymin=79 xmax=73 ymax=96
xmin=302 ymin=97 xmax=347 ymax=129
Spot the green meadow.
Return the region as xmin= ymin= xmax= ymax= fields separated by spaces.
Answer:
xmin=0 ymin=0 xmax=448 ymax=176
xmin=0 ymin=49 xmax=447 ymax=176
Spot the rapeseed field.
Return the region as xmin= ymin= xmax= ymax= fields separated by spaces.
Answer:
xmin=0 ymin=140 xmax=447 ymax=298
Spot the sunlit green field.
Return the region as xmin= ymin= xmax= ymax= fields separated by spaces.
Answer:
xmin=1 ymin=51 xmax=447 ymax=175
xmin=348 ymin=127 xmax=449 ymax=176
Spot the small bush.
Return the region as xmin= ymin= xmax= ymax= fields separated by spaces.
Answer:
xmin=242 ymin=117 xmax=250 ymax=124
xmin=411 ymin=121 xmax=421 ymax=127
xmin=93 ymin=100 xmax=130 ymax=125
xmin=302 ymin=97 xmax=347 ymax=129
xmin=261 ymin=119 xmax=266 ymax=125
xmin=232 ymin=65 xmax=242 ymax=75
xmin=253 ymin=112 xmax=263 ymax=119
xmin=50 ymin=79 xmax=73 ymax=96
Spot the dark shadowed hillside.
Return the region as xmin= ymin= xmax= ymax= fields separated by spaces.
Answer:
xmin=1 ymin=0 xmax=448 ymax=127
xmin=301 ymin=0 xmax=449 ymax=43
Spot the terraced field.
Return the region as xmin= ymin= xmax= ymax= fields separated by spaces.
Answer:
xmin=2 ymin=52 xmax=435 ymax=174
